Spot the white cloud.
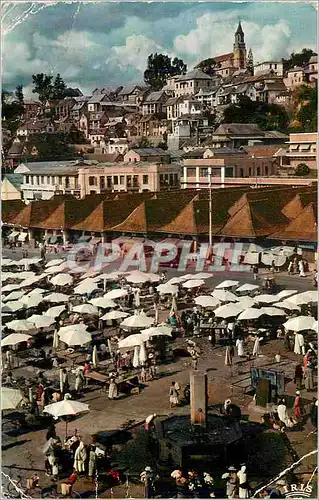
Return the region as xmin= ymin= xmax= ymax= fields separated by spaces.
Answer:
xmin=173 ymin=13 xmax=293 ymax=67
xmin=107 ymin=35 xmax=168 ymax=73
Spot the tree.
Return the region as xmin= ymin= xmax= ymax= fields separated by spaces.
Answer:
xmin=32 ymin=73 xmax=54 ymax=102
xmin=133 ymin=136 xmax=151 ymax=148
xmin=294 ymin=163 xmax=310 ymax=177
xmin=223 ymin=96 xmax=289 ymax=131
xmin=52 ymin=73 xmax=67 ymax=99
xmin=294 ymin=83 xmax=317 ymax=132
xmin=282 ymin=48 xmax=314 ymax=72
xmin=15 ymin=85 xmax=24 ymax=106
xmin=2 ymin=91 xmax=24 ymax=132
xmin=144 ymin=53 xmax=187 ymax=90
xmin=195 ymin=58 xmax=218 ymax=76
xmin=64 ymin=87 xmax=83 ymax=97
xmin=28 ymin=133 xmax=75 ymax=159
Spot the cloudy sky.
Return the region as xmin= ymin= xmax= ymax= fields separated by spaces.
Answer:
xmin=2 ymin=1 xmax=317 ymax=96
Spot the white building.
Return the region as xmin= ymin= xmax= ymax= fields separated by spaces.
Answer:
xmin=254 ymin=61 xmax=283 ymax=76
xmin=20 ymin=166 xmax=81 ymax=201
xmin=108 ymin=138 xmax=129 ymax=155
xmin=174 ymin=69 xmax=213 ymax=97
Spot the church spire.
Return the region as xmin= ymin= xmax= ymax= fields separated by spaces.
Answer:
xmin=236 ymin=21 xmax=244 ymax=35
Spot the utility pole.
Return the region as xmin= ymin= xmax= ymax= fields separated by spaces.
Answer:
xmin=208 ymin=172 xmax=213 ymax=255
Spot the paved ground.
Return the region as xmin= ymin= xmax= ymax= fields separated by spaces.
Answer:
xmin=2 ymin=248 xmax=317 ymax=497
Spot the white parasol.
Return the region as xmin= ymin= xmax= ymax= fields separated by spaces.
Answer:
xmin=157 ymin=283 xmax=179 ymax=295
xmin=100 ymin=310 xmax=129 ymax=320
xmin=3 ymin=300 xmax=25 ymax=312
xmin=1 ymin=333 xmax=31 ymax=347
xmin=120 ymin=311 xmax=154 ymax=329
xmin=214 ymin=303 xmax=244 ymax=318
xmin=237 ymin=308 xmax=263 ymax=321
xmin=45 ymin=293 xmax=70 ymax=303
xmin=89 ymin=297 xmax=116 ymax=308
xmin=72 ymin=304 xmax=99 ymax=315
xmin=254 ymin=294 xmax=278 ymax=304
xmin=283 ymin=316 xmax=317 ymax=332
xmin=128 ymin=271 xmax=160 ymax=283
xmin=182 ymin=279 xmax=205 ymax=289
xmin=3 ymin=291 xmax=26 ymax=302
xmin=276 ymin=290 xmax=298 ymax=300
xmin=140 ymin=325 xmax=172 ymax=341
xmin=2 ymin=258 xmax=15 ymax=267
xmin=50 ymin=273 xmax=73 ymax=287
xmin=28 ymin=288 xmax=46 ymax=295
xmin=44 ymin=305 xmax=66 ymax=318
xmin=58 ymin=329 xmax=92 ymax=346
xmin=126 ymin=274 xmax=149 ymax=284
xmin=192 ymin=272 xmax=214 ymax=280
xmin=28 ymin=314 xmax=56 ymax=328
xmin=236 ymin=283 xmax=259 ymax=293
xmin=133 ymin=345 xmax=140 ymax=368
xmin=215 ymin=280 xmax=239 ymax=289
xmin=2 ymin=284 xmax=21 ymax=292
xmin=288 ymin=291 xmax=318 ymax=305
xmin=6 ymin=319 xmax=34 ymax=331
xmin=44 ymin=264 xmax=68 ymax=275
xmin=260 ymin=307 xmax=286 ymax=316
xmin=211 ymin=290 xmax=238 ymax=302
xmin=74 ymin=279 xmax=99 ymax=295
xmin=104 ymin=289 xmax=128 ymax=300
xmin=273 ymin=301 xmax=301 ymax=312
xmin=43 ymin=398 xmax=89 ymax=419
xmin=236 ymin=296 xmax=256 ymax=309
xmin=1 ymin=387 xmax=23 ymax=410
xmin=45 ymin=259 xmax=65 ymax=268
xmin=18 ymin=271 xmax=37 ymax=280
xmin=194 ymin=295 xmax=220 ymax=308
xmin=93 ymin=272 xmax=120 ymax=282
xmin=19 ymin=276 xmax=45 ymax=288
xmin=58 ymin=324 xmax=88 ymax=336
xmin=22 ymin=294 xmax=44 ymax=309
xmin=118 ymin=334 xmax=144 ymax=348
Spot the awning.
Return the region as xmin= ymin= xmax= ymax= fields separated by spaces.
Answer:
xmin=8 ymin=231 xmax=20 ymax=240
xmin=290 ymin=144 xmax=299 ymax=150
xmin=17 ymin=232 xmax=28 ymax=242
xmin=50 ymin=236 xmax=58 ymax=244
xmin=300 ymin=144 xmax=311 ymax=150
xmin=78 ymin=235 xmax=91 ymax=243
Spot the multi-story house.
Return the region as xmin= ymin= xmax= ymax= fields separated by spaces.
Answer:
xmin=179 ymin=99 xmax=203 ymax=116
xmin=124 ymin=148 xmax=170 ymax=163
xmin=141 ymin=91 xmax=168 ymax=116
xmin=118 ymin=85 xmax=149 ymax=105
xmin=88 ymin=129 xmax=107 ymax=147
xmin=16 ymin=119 xmax=56 ymax=137
xmin=174 ymin=69 xmax=213 ymax=97
xmin=136 ymin=115 xmax=168 ymax=138
xmin=275 ymin=132 xmax=317 ymax=172
xmin=284 ymin=67 xmax=307 ymax=90
xmin=23 ymin=100 xmax=42 ymax=120
xmin=87 ymin=94 xmax=111 ymax=113
xmin=195 ymin=89 xmax=217 ymax=108
xmin=55 ymin=98 xmax=77 ymax=121
xmin=70 ymin=97 xmax=89 ymax=123
xmin=304 ymin=54 xmax=318 ymax=84
xmin=78 ymin=161 xmax=180 ymax=195
xmin=165 ymin=97 xmax=182 ymax=120
xmin=108 ymin=138 xmax=129 ymax=155
xmin=89 ymin=111 xmax=108 ymax=131
xmin=20 ymin=165 xmax=81 ymax=201
xmin=254 ymin=61 xmax=283 ymax=76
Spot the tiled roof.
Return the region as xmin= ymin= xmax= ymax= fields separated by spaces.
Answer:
xmin=4 ymin=174 xmax=23 ymax=189
xmin=282 ymin=189 xmax=317 ymax=220
xmin=213 ymin=52 xmax=233 ymax=63
xmin=242 ymin=145 xmax=283 ymax=157
xmin=88 ymin=94 xmax=111 ymax=104
xmin=176 ymin=69 xmax=213 ymax=81
xmin=214 ymin=123 xmax=264 ymax=136
xmin=270 ymin=202 xmax=317 ymax=242
xmin=2 ymin=200 xmax=26 ymax=224
xmin=129 ymin=148 xmax=169 ymax=156
xmin=143 ymin=91 xmax=167 ymax=103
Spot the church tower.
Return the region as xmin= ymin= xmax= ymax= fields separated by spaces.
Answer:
xmin=233 ymin=21 xmax=246 ymax=69
xmin=247 ymin=48 xmax=254 ymax=75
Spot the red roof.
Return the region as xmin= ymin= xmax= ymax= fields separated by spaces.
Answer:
xmin=214 ymin=52 xmax=233 ymax=63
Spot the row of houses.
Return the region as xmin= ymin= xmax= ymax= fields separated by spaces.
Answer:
xmin=3 ymin=186 xmax=317 ymax=250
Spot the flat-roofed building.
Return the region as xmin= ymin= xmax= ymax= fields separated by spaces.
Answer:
xmin=275 ymin=132 xmax=317 ymax=172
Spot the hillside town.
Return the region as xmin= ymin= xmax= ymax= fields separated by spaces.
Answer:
xmin=1 ymin=15 xmax=318 ymax=500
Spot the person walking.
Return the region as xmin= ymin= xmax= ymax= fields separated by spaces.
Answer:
xmin=287 ymin=261 xmax=293 ymax=275
xmin=108 ymin=378 xmax=118 ymax=400
xmin=294 ymin=391 xmax=302 ymax=420
xmin=298 ymin=259 xmax=306 ymax=277
xmin=294 ymin=364 xmax=303 ymax=390
xmin=222 ymin=466 xmax=238 ymax=499
xmin=61 ymin=369 xmax=69 ymax=395
xmin=88 ymin=444 xmax=97 ymax=478
xmin=169 ymin=381 xmax=179 ymax=408
xmin=252 ymin=265 xmax=258 ymax=281
xmin=75 ymin=368 xmax=85 ymax=394
xmin=304 ymin=359 xmax=315 ymax=392
xmin=236 ymin=337 xmax=245 ymax=357
xmin=237 ymin=465 xmax=249 ymax=499
xmin=190 ymin=349 xmax=199 ymax=370
xmin=73 ymin=441 xmax=87 ymax=474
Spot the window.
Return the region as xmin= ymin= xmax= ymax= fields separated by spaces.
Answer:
xmin=225 ymin=167 xmax=234 ymax=178
xmin=58 ymin=177 xmax=62 ymax=185
xmin=47 ymin=176 xmax=51 ymax=184
xmin=65 ymin=176 xmax=70 ymax=188
xmin=239 ymin=168 xmax=244 ymax=178
xmin=274 ymin=64 xmax=277 ymax=69
xmin=270 ymin=64 xmax=272 ymax=69
xmin=74 ymin=178 xmax=79 ymax=189
xmin=133 ymin=175 xmax=139 ymax=187
xmin=41 ymin=176 xmax=45 ymax=184
xmin=25 ymin=175 xmax=29 ymax=184
xmin=89 ymin=176 xmax=96 ymax=186
xmin=107 ymin=176 xmax=112 ymax=188
xmin=265 ymin=166 xmax=268 ymax=175
xmin=174 ymin=173 xmax=179 ymax=185
xmin=256 ymin=167 xmax=261 ymax=176
xmin=35 ymin=176 xmax=39 ymax=185
xmin=120 ymin=176 xmax=125 ymax=185
xmin=249 ymin=168 xmax=253 ymax=176
xmin=143 ymin=175 xmax=148 ymax=185
xmin=200 ymin=168 xmax=208 ymax=177
xmin=187 ymin=168 xmax=196 ymax=177
xmin=169 ymin=174 xmax=174 ymax=185
xmin=113 ymin=176 xmax=118 ymax=185
xmin=127 ymin=175 xmax=132 ymax=188
xmin=100 ymin=176 xmax=105 ymax=189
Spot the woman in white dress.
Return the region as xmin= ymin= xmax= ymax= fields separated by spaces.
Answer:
xmin=236 ymin=337 xmax=245 ymax=357
xmin=237 ymin=465 xmax=249 ymax=499
xmin=73 ymin=441 xmax=87 ymax=473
